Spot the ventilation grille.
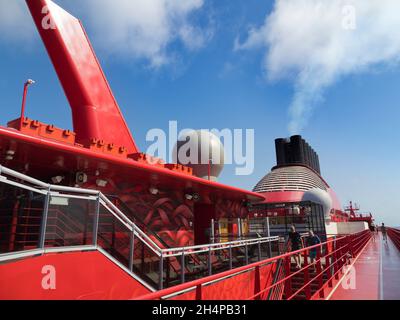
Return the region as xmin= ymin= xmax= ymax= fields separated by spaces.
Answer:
xmin=253 ymin=166 xmax=327 ymax=193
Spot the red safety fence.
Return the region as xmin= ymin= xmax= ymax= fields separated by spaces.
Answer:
xmin=387 ymin=227 xmax=400 ymax=251
xmin=136 ymin=230 xmax=372 ymax=300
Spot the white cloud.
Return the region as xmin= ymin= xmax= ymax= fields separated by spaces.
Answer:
xmin=0 ymin=0 xmax=35 ymax=42
xmin=235 ymin=0 xmax=400 ymax=134
xmin=82 ymin=0 xmax=211 ymax=68
xmin=0 ymin=0 xmax=211 ymax=68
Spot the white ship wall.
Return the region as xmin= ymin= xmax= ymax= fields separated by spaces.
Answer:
xmin=325 ymin=221 xmax=338 ymax=235
xmin=326 ymin=221 xmax=369 ymax=235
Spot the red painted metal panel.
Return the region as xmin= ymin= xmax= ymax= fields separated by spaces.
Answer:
xmin=25 ymin=0 xmax=138 ymax=153
xmin=0 ymin=251 xmax=150 ymax=300
xmin=200 ymin=269 xmax=256 ymax=300
xmin=166 ymin=264 xmax=275 ymax=300
xmin=258 ymin=191 xmax=305 ymax=204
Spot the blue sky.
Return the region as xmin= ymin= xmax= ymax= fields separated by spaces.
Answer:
xmin=0 ymin=0 xmax=399 ymax=225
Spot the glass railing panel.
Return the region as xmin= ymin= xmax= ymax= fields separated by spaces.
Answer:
xmin=97 ymin=204 xmax=131 ymax=269
xmin=162 ymin=256 xmax=181 ymax=288
xmin=269 ymin=239 xmax=281 ymax=256
xmin=232 ymin=245 xmax=247 ymax=268
xmin=45 ymin=196 xmax=96 ymax=248
xmin=212 ymin=248 xmax=232 ymax=273
xmin=132 ymin=235 xmax=160 ymax=288
xmin=183 ymin=251 xmax=209 ymax=283
xmin=0 ymin=181 xmax=46 ymax=254
xmin=260 ymin=241 xmax=272 ymax=260
xmin=247 ymin=242 xmax=261 ymax=262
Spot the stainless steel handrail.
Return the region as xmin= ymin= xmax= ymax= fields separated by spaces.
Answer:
xmin=162 ymin=236 xmax=279 ymax=258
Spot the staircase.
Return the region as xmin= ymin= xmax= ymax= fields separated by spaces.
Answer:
xmin=282 ymin=262 xmax=329 ymax=300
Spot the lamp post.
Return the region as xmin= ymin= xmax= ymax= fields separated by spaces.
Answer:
xmin=20 ymin=79 xmax=35 ymax=129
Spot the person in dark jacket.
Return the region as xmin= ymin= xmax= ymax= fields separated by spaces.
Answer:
xmin=288 ymin=225 xmax=302 ymax=269
xmin=381 ymin=223 xmax=387 ymax=243
xmin=307 ymin=230 xmax=321 ymax=271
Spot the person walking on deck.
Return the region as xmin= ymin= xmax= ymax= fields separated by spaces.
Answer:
xmin=307 ymin=230 xmax=321 ymax=271
xmin=381 ymin=223 xmax=388 ymax=243
xmin=288 ymin=225 xmax=302 ymax=269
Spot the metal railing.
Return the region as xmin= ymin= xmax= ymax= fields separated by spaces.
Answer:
xmin=387 ymin=227 xmax=400 ymax=251
xmin=0 ymin=165 xmax=280 ymax=290
xmin=159 ymin=235 xmax=280 ymax=288
xmin=135 ymin=230 xmax=372 ymax=300
xmin=106 ymin=194 xmax=171 ymax=249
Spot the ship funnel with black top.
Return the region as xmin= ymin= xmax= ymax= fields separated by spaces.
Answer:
xmin=274 ymin=135 xmax=321 ymax=174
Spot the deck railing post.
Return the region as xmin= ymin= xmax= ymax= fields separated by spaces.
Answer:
xmin=229 ymin=244 xmax=233 ymax=269
xmin=166 ymin=257 xmax=171 ymax=287
xmin=129 ymin=229 xmax=135 ymax=272
xmin=92 ymin=194 xmax=100 ymax=246
xmin=159 ymin=252 xmax=163 ymax=290
xmin=316 ymin=246 xmax=324 ymax=298
xmin=211 ymin=219 xmax=215 ymax=243
xmin=196 ymin=284 xmax=202 ymax=300
xmin=258 ymin=240 xmax=261 ymax=261
xmin=303 ymin=249 xmax=311 ymax=299
xmin=181 ymin=250 xmax=185 ymax=284
xmin=331 ymin=237 xmax=338 ymax=280
xmin=284 ymin=256 xmax=292 ymax=299
xmin=337 ymin=238 xmax=343 ymax=272
xmin=325 ymin=242 xmax=332 ymax=287
xmin=254 ymin=265 xmax=261 ymax=300
xmin=238 ymin=217 xmax=241 ymax=239
xmin=245 ymin=243 xmax=249 ymax=265
xmin=39 ymin=187 xmax=51 ymax=249
xmin=266 ymin=217 xmax=272 ymax=257
xmin=208 ymin=246 xmax=212 ymax=276
xmin=349 ymin=234 xmax=354 ymax=258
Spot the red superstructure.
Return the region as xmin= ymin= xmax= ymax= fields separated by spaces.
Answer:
xmin=0 ymin=0 xmax=399 ymax=301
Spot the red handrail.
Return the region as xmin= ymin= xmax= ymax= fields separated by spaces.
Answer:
xmin=136 ymin=230 xmax=372 ymax=300
xmin=387 ymin=227 xmax=400 ymax=251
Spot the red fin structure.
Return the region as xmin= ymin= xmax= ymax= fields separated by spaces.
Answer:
xmin=26 ymin=0 xmax=139 ymax=153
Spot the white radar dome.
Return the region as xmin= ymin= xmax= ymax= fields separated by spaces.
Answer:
xmin=173 ymin=130 xmax=225 ymax=181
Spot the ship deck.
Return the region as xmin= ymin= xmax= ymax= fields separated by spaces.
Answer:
xmin=328 ymin=233 xmax=400 ymax=300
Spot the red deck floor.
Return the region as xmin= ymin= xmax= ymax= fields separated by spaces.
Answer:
xmin=329 ymin=233 xmax=400 ymax=300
